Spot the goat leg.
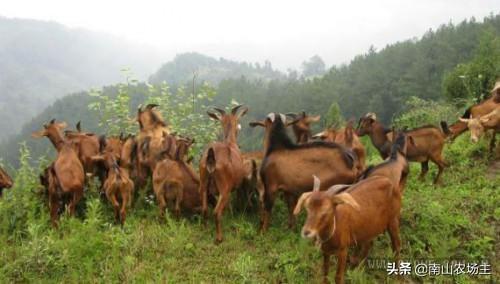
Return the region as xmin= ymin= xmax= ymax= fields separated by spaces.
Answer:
xmin=489 ymin=131 xmax=497 ymax=155
xmin=418 ymin=161 xmax=429 ymax=181
xmin=69 ymin=189 xmax=83 ymax=217
xmin=260 ymin=186 xmax=277 ymax=232
xmin=285 ymin=193 xmax=298 ymax=230
xmin=214 ymin=191 xmax=230 ymax=244
xmin=350 ymin=241 xmax=373 ymax=267
xmin=49 ymin=195 xmax=60 ymax=228
xmin=322 ymin=253 xmax=331 ymax=284
xmin=335 ymin=248 xmax=348 ymax=284
xmin=388 ymin=218 xmax=401 ymax=272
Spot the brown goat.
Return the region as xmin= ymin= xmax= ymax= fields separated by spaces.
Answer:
xmin=459 ymin=106 xmax=500 ymax=151
xmin=135 ymin=104 xmax=175 ymax=189
xmin=64 ymin=122 xmax=100 ymax=176
xmin=153 ymin=137 xmax=201 ymax=218
xmin=313 ymin=121 xmax=366 ymax=173
xmin=32 ymin=120 xmax=85 ymax=227
xmin=286 ymin=111 xmax=321 ymax=143
xmin=356 ymin=112 xmax=449 ymax=184
xmin=0 ymin=165 xmax=13 ymax=197
xmin=92 ymin=151 xmax=134 ymax=225
xmin=448 ymin=89 xmax=500 ymax=151
xmin=136 ymin=103 xmax=170 ymax=134
xmin=199 ymin=105 xmax=249 ymax=243
xmin=293 ymin=133 xmax=409 ymax=283
xmin=257 ymin=113 xmax=358 ymax=232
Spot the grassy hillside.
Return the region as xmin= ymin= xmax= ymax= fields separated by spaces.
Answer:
xmin=0 ymin=134 xmax=497 ymax=283
xmin=0 ymin=16 xmax=164 ymax=141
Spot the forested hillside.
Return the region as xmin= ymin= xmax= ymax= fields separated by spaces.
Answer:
xmin=2 ymin=15 xmax=499 ymax=166
xmin=149 ymin=52 xmax=285 ymax=86
xmin=0 ymin=17 xmax=165 ymax=141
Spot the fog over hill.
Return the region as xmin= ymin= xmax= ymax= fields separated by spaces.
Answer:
xmin=0 ymin=16 xmax=166 ymax=141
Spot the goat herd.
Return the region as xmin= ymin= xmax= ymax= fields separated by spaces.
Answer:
xmin=0 ymin=84 xmax=498 ymax=283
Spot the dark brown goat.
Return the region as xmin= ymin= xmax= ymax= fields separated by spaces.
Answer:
xmin=0 ymin=165 xmax=13 ymax=197
xmin=286 ymin=111 xmax=321 ymax=143
xmin=92 ymin=151 xmax=134 ymax=225
xmin=356 ymin=112 xmax=449 ymax=184
xmin=258 ymin=113 xmax=358 ymax=232
xmin=153 ymin=137 xmax=201 ymax=218
xmin=199 ymin=105 xmax=249 ymax=243
xmin=32 ymin=120 xmax=85 ymax=227
xmin=313 ymin=121 xmax=366 ymax=173
xmin=293 ymin=133 xmax=409 ymax=283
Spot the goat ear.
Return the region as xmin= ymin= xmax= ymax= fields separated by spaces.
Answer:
xmin=31 ymin=130 xmax=47 ymax=138
xmin=312 ymin=175 xmax=321 ymax=191
xmin=285 ymin=119 xmax=296 ymax=126
xmin=267 ymin=113 xmax=276 ymax=122
xmin=207 ymin=111 xmax=220 ymax=121
xmin=479 ymin=117 xmax=490 ymax=123
xmin=312 ymin=131 xmax=326 ymax=139
xmin=308 ymin=115 xmax=321 ymax=123
xmin=330 ymin=193 xmax=360 ymax=211
xmin=56 ymin=122 xmax=67 ymax=129
xmin=293 ymin=192 xmax=312 ymax=215
xmin=249 ymin=121 xmax=265 ymax=128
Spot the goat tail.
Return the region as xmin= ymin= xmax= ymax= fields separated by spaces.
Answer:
xmin=440 ymin=121 xmax=451 ymax=137
xmin=250 ymin=159 xmax=258 ymax=184
xmin=206 ymin=147 xmax=216 ymax=174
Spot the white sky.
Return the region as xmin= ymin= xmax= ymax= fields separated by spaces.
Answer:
xmin=1 ymin=0 xmax=499 ymax=70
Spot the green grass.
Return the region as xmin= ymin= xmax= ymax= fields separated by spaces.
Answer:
xmin=0 ymin=136 xmax=498 ymax=283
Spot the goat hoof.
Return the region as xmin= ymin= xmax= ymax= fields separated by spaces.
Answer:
xmin=214 ymin=237 xmax=223 ymax=245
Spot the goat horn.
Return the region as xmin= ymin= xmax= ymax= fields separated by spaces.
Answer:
xmin=293 ymin=192 xmax=313 ymax=215
xmin=76 ymin=121 xmax=81 ymax=132
xmin=49 ymin=119 xmax=56 ymax=124
xmin=214 ymin=107 xmax=226 ymax=115
xmin=313 ymin=175 xmax=321 ymax=192
xmin=231 ymin=104 xmax=243 ymax=115
xmin=146 ymin=103 xmax=159 ymax=109
xmin=365 ymin=112 xmax=376 ymax=120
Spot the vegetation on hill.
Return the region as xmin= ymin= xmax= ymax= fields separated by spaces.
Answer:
xmin=149 ymin=52 xmax=285 ymax=86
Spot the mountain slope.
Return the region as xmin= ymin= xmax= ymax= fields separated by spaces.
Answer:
xmin=0 ymin=16 xmax=165 ymax=141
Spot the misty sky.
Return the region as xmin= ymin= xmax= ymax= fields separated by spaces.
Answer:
xmin=2 ymin=0 xmax=499 ymax=70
